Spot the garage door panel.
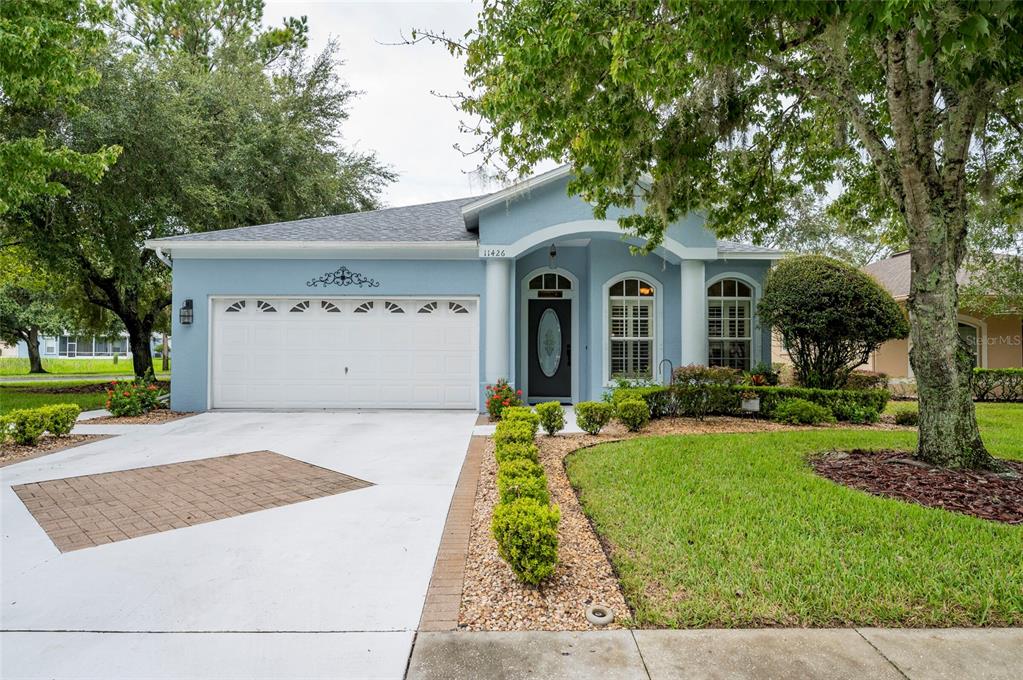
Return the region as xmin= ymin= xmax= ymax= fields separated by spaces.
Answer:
xmin=285 ymin=327 xmax=319 ymax=349
xmin=442 ymin=354 xmax=473 ymax=376
xmin=212 ymin=298 xmax=477 ymax=409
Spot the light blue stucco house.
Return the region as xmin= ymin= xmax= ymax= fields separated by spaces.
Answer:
xmin=145 ymin=166 xmax=782 ymax=412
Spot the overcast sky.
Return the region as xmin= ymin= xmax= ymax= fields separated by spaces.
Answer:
xmin=263 ymin=1 xmax=507 ymax=207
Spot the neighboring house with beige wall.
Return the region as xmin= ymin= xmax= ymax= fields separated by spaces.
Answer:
xmin=863 ymin=252 xmax=1022 ymax=378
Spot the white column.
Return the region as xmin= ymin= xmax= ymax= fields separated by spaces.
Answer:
xmin=680 ymin=259 xmax=707 ymax=366
xmin=485 ymin=258 xmax=512 ymax=382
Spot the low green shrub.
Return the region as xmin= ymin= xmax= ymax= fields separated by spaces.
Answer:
xmin=574 ymin=401 xmax=613 ymax=435
xmin=485 ymin=379 xmax=523 ymax=419
xmin=40 ymin=404 xmax=81 ymax=436
xmin=502 ymin=407 xmax=540 ymax=436
xmin=496 ymin=458 xmax=550 ymax=505
xmin=493 ymin=419 xmax=536 ymax=447
xmin=674 ymin=384 xmax=743 ymax=418
xmin=535 ymin=401 xmax=565 ymax=435
xmin=494 ymin=441 xmax=540 ymax=465
xmin=611 ymin=386 xmax=673 ymax=418
xmin=491 ymin=498 xmax=560 ymax=585
xmin=829 ymin=400 xmax=880 ymax=424
xmin=672 ymin=364 xmax=745 ymax=386
xmin=2 ymin=408 xmax=47 ymax=445
xmin=616 ymin=399 xmax=650 ymax=432
xmin=600 ymin=377 xmax=887 ymax=423
xmin=894 ymin=408 xmax=919 ymax=426
xmin=106 ymin=379 xmax=162 ymax=417
xmin=745 ymin=385 xmax=889 ymax=421
xmin=844 ymin=371 xmax=889 ymax=391
xmin=772 ymin=398 xmax=836 ymax=425
xmin=973 ymin=368 xmax=1023 ymax=402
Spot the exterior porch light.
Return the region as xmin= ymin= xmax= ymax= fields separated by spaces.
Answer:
xmin=179 ymin=299 xmax=193 ymax=325
xmin=549 ymin=242 xmax=557 ymax=268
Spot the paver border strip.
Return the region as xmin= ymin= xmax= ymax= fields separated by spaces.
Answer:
xmin=418 ymin=434 xmax=487 ymax=632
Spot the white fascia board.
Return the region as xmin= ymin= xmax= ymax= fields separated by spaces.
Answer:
xmin=716 ymin=250 xmax=787 ymax=260
xmin=143 ymin=240 xmax=480 ymax=260
xmin=460 ymin=165 xmax=573 ymax=217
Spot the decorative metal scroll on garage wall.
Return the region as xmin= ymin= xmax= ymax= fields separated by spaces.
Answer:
xmin=306 ymin=265 xmax=380 ymax=289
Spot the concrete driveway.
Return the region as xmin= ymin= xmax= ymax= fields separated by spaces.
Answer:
xmin=1 ymin=410 xmax=477 ymax=679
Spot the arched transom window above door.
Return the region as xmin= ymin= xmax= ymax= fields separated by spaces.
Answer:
xmin=707 ymin=278 xmax=753 ymax=371
xmin=608 ymin=277 xmax=655 ymax=379
xmin=529 ymin=272 xmax=572 ymax=298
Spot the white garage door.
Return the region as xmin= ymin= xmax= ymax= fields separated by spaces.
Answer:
xmin=210 ymin=297 xmax=478 ymax=409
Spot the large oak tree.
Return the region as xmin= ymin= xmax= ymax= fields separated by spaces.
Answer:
xmin=431 ymin=0 xmax=1023 ymax=469
xmin=3 ymin=1 xmax=393 ymax=377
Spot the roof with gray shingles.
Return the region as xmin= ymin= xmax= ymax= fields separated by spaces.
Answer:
xmin=153 ymin=196 xmax=486 ymax=243
xmin=715 ymin=240 xmax=784 ymax=256
xmin=863 ymin=251 xmax=983 ymax=298
xmin=150 ymin=196 xmax=784 ymax=258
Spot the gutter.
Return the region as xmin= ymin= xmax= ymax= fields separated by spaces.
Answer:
xmin=153 ymin=247 xmax=172 ymax=267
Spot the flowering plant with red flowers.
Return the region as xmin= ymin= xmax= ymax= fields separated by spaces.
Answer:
xmin=106 ymin=377 xmax=165 ymax=417
xmin=485 ymin=378 xmax=522 ymax=420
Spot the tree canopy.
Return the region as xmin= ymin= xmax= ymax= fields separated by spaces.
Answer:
xmin=2 ymin=0 xmax=394 ymax=377
xmin=0 ymin=0 xmax=120 ymax=215
xmin=429 ymin=0 xmax=1023 ymax=469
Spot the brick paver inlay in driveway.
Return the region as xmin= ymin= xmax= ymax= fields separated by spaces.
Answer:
xmin=12 ymin=451 xmax=372 ymax=552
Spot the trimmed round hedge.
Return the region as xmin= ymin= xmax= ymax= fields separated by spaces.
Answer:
xmin=759 ymin=255 xmax=908 ymax=389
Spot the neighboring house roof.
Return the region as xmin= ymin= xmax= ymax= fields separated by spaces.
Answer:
xmin=864 ymin=251 xmax=970 ymax=299
xmin=151 ymin=196 xmax=486 ymax=244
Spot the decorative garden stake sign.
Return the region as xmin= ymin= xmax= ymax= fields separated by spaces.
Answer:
xmin=307 ymin=265 xmax=380 ymax=289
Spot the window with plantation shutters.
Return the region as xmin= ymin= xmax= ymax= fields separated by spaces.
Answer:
xmin=707 ymin=279 xmax=753 ymax=370
xmin=608 ymin=278 xmax=655 ymax=379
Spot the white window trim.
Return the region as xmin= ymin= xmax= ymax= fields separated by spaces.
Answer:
xmin=519 ymin=267 xmax=579 ymax=403
xmin=705 ymin=273 xmax=762 ymax=369
xmin=957 ymin=314 xmax=989 ymax=368
xmin=602 ymin=271 xmax=664 ymax=386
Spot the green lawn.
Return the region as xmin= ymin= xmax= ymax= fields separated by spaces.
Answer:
xmin=1 ymin=380 xmax=122 ymax=414
xmin=0 ymin=357 xmax=170 ymax=376
xmin=566 ymin=403 xmax=1023 ymax=628
xmin=887 ymin=401 xmax=1021 ymax=458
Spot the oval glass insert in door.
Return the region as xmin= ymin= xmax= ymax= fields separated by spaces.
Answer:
xmin=537 ymin=308 xmax=562 ymax=377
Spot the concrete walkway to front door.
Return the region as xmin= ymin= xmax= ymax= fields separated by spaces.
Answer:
xmin=407 ymin=628 xmax=1023 ymax=680
xmin=1 ymin=410 xmax=477 ymax=679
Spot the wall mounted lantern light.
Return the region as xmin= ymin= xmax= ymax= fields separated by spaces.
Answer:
xmin=548 ymin=242 xmax=557 ymax=268
xmin=179 ymin=299 xmax=193 ymax=325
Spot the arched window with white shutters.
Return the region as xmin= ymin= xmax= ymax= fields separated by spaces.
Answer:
xmin=707 ymin=278 xmax=753 ymax=370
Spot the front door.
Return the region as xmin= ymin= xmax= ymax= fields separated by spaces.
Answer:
xmin=528 ymin=299 xmax=571 ymax=400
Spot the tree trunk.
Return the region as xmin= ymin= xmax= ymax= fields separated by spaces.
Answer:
xmin=25 ymin=327 xmax=47 ymax=374
xmin=161 ymin=332 xmax=169 ymax=371
xmin=126 ymin=322 xmax=155 ymax=379
xmin=908 ymin=244 xmax=996 ymax=470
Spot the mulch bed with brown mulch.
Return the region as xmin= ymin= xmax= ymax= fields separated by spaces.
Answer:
xmin=84 ymin=409 xmax=195 ymax=425
xmin=0 ymin=434 xmax=111 ymax=468
xmin=812 ymin=449 xmax=1023 ymax=524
